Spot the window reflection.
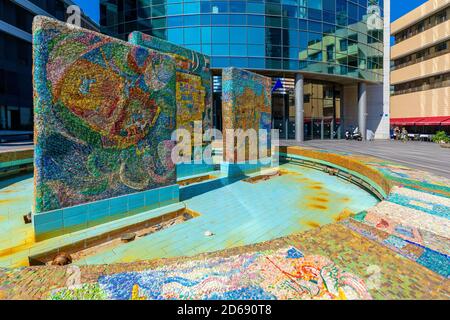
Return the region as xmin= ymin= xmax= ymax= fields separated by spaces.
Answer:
xmin=100 ymin=0 xmax=384 ymax=82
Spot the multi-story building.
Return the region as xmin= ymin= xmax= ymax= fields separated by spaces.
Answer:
xmin=391 ymin=0 xmax=450 ymax=133
xmin=101 ymin=0 xmax=391 ymax=141
xmin=0 ymin=0 xmax=99 ymax=132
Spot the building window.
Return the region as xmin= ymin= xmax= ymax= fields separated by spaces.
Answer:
xmin=393 ymin=72 xmax=450 ymax=95
xmin=394 ymin=6 xmax=450 ymax=43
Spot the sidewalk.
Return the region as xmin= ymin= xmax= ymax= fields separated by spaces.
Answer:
xmin=281 ymin=140 xmax=450 ymax=179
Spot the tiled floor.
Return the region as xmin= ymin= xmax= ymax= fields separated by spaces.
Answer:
xmin=0 ymin=174 xmax=34 ymax=259
xmin=78 ymin=163 xmax=378 ymax=265
xmin=0 ymin=163 xmax=378 ymax=267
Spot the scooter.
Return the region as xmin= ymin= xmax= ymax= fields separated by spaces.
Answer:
xmin=345 ymin=127 xmax=363 ymax=141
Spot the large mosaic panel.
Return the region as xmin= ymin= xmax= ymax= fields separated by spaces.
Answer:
xmin=47 ymin=246 xmax=372 ymax=300
xmin=222 ymin=68 xmax=272 ymax=163
xmin=129 ymin=32 xmax=212 ymax=136
xmin=32 ymin=17 xmax=177 ymax=213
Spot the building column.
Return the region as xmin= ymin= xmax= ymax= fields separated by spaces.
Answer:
xmin=358 ymin=82 xmax=367 ymax=141
xmin=381 ymin=0 xmax=391 ymax=139
xmin=295 ymin=73 xmax=304 ymax=142
xmin=338 ymin=87 xmax=344 ymax=139
xmin=320 ymin=119 xmax=324 ymax=140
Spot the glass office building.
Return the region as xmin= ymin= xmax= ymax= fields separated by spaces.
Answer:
xmin=100 ymin=0 xmax=388 ymax=140
xmin=0 ymin=0 xmax=99 ymax=132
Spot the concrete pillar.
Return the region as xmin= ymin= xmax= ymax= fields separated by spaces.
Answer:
xmin=320 ymin=119 xmax=324 ymax=140
xmin=358 ymin=82 xmax=367 ymax=141
xmin=339 ymin=87 xmax=344 ymax=139
xmin=381 ymin=0 xmax=391 ymax=139
xmin=330 ymin=119 xmax=334 ymax=139
xmin=295 ymin=74 xmax=304 ymax=142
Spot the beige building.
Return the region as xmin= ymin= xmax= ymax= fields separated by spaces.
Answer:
xmin=390 ymin=0 xmax=450 ymax=132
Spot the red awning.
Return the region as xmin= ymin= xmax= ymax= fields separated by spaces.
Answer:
xmin=441 ymin=118 xmax=450 ymax=126
xmin=391 ymin=117 xmax=450 ymax=126
xmin=415 ymin=116 xmax=450 ymax=126
xmin=390 ymin=117 xmax=425 ymax=126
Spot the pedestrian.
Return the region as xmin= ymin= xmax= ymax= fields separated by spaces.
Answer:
xmin=394 ymin=126 xmax=400 ymax=140
xmin=401 ymin=127 xmax=408 ymax=142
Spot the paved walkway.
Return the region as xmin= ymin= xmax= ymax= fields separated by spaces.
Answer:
xmin=281 ymin=140 xmax=450 ymax=179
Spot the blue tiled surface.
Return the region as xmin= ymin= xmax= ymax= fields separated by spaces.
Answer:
xmin=33 ymin=210 xmax=63 ymax=225
xmin=34 ymin=219 xmax=63 ymax=235
xmin=177 ymin=162 xmax=217 ymax=179
xmin=220 ymin=160 xmax=272 ymax=177
xmin=128 ymin=193 xmax=145 ymax=210
xmin=33 ymin=184 xmax=180 ymax=239
xmin=79 ymin=163 xmax=379 ymax=265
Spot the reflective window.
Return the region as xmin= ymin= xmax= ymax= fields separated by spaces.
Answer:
xmin=230 ymin=27 xmax=247 ymax=43
xmin=183 ymin=15 xmax=200 ymax=25
xmin=100 ymin=0 xmax=385 ymax=82
xmin=184 ymin=27 xmax=200 ymax=44
xmin=230 ymin=44 xmax=247 ymax=56
xmin=248 ymin=27 xmax=265 ymax=44
xmin=211 ymin=27 xmax=229 ymax=43
xmin=167 ymin=4 xmax=182 ymax=15
xmin=248 ymin=44 xmax=265 ymax=57
xmin=184 ymin=2 xmax=200 ymax=15
xmin=248 ymin=15 xmax=264 ymax=26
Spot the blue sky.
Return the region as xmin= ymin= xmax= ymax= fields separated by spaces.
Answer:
xmin=74 ymin=0 xmax=428 ymax=24
xmin=391 ymin=0 xmax=427 ymax=21
xmin=73 ymin=0 xmax=100 ymax=23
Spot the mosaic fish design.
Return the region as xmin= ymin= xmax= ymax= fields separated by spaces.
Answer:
xmin=32 ymin=17 xmax=177 ymax=212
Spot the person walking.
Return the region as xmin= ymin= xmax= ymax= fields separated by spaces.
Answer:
xmin=401 ymin=127 xmax=409 ymax=142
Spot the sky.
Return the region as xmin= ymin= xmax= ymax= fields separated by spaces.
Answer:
xmin=74 ymin=0 xmax=429 ymax=25
xmin=391 ymin=0 xmax=427 ymax=22
xmin=73 ymin=0 xmax=100 ymax=23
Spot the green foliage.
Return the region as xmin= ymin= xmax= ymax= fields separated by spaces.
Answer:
xmin=432 ymin=131 xmax=450 ymax=144
xmin=49 ymin=284 xmax=108 ymax=300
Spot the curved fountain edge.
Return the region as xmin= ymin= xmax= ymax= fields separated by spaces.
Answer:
xmin=279 ymin=146 xmax=450 ymax=198
xmin=279 ymin=146 xmax=393 ymax=200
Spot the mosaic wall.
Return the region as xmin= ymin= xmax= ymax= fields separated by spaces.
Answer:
xmin=222 ymin=68 xmax=272 ymax=163
xmin=129 ymin=32 xmax=212 ymax=137
xmin=33 ymin=17 xmax=177 ymax=213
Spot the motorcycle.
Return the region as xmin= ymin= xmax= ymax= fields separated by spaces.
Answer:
xmin=345 ymin=127 xmax=363 ymax=141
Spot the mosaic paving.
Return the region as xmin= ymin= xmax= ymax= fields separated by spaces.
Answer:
xmin=48 ymin=246 xmax=372 ymax=300
xmin=1 ymin=223 xmax=447 ymax=300
xmin=33 ymin=17 xmax=177 ymax=213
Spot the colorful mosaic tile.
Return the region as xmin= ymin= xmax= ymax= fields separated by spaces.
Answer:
xmin=387 ymin=193 xmax=450 ymax=220
xmin=129 ymin=32 xmax=212 ymax=134
xmin=48 ymin=246 xmax=372 ymax=300
xmin=342 ymin=218 xmax=450 ymax=278
xmin=222 ymin=68 xmax=272 ymax=163
xmin=32 ymin=17 xmax=177 ymax=213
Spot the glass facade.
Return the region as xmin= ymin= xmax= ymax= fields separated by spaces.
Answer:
xmin=100 ymin=0 xmax=384 ymax=83
xmin=0 ymin=0 xmax=99 ymax=131
xmin=270 ymin=79 xmax=343 ymax=140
